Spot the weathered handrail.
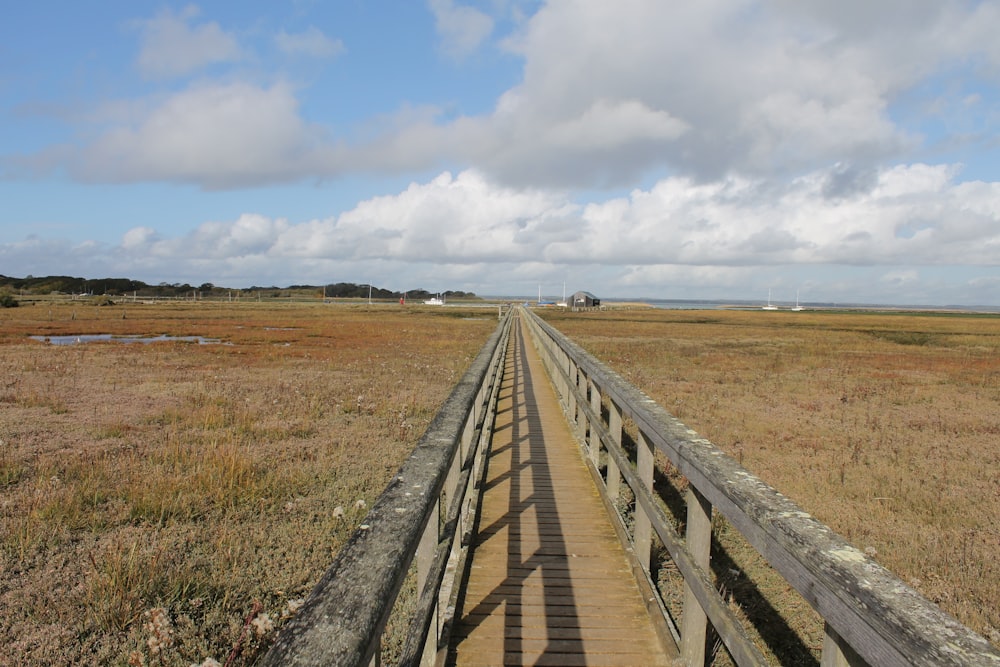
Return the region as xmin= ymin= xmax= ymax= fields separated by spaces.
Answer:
xmin=261 ymin=308 xmax=513 ymax=666
xmin=521 ymin=307 xmax=1000 ymax=667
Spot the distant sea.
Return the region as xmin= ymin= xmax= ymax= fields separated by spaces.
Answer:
xmin=604 ymin=298 xmax=1000 ymax=313
xmin=489 ymin=296 xmax=1000 ymax=313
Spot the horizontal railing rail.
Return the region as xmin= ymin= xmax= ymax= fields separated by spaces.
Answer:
xmin=261 ymin=308 xmax=513 ymax=667
xmin=521 ymin=307 xmax=1000 ymax=667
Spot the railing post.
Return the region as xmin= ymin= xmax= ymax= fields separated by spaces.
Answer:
xmin=566 ymin=355 xmax=577 ymax=425
xmin=588 ymin=378 xmax=602 ymax=467
xmin=462 ymin=405 xmax=475 ymax=463
xmin=552 ymin=341 xmax=570 ymax=413
xmin=821 ymin=622 xmax=866 ymax=667
xmin=606 ymin=399 xmax=623 ymax=504
xmin=634 ymin=431 xmax=655 ymax=570
xmin=580 ymin=373 xmax=601 ymax=469
xmin=680 ymin=485 xmax=712 ymax=665
xmin=417 ymin=500 xmax=439 ymax=666
xmin=453 ymin=411 xmax=472 ymax=552
xmin=574 ymin=365 xmax=587 ymax=441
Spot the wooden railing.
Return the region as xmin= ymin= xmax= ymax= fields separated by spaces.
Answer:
xmin=260 ymin=308 xmax=513 ymax=666
xmin=521 ymin=307 xmax=1000 ymax=667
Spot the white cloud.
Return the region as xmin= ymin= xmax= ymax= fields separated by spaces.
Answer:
xmin=6 ymin=165 xmax=1000 ymax=303
xmin=7 ymin=1 xmax=1000 ymax=308
xmin=566 ymin=163 xmax=1000 ymax=268
xmin=546 ymin=99 xmax=688 ymax=149
xmin=90 ymin=164 xmax=1000 ymax=278
xmin=880 ymin=269 xmax=920 ymax=287
xmin=277 ymin=170 xmax=575 ymax=262
xmin=121 ymin=226 xmax=158 ymax=249
xmin=74 ymin=82 xmax=335 ymax=188
xmin=429 ymin=0 xmax=495 ymax=59
xmin=15 ymin=2 xmax=1000 ymax=193
xmin=275 ymin=27 xmax=344 ymax=58
xmin=383 ymin=0 xmax=1000 ymax=187
xmin=134 ymin=5 xmax=245 ymax=79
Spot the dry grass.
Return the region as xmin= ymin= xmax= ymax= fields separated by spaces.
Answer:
xmin=0 ymin=301 xmax=497 ymax=666
xmin=538 ymin=307 xmax=1000 ymax=659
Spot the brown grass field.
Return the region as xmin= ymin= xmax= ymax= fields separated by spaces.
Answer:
xmin=0 ymin=301 xmax=498 ymax=666
xmin=3 ymin=301 xmax=998 ymax=664
xmin=536 ymin=307 xmax=1000 ymax=658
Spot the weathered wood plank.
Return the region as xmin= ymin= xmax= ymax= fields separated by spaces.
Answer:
xmin=448 ymin=318 xmax=674 ymax=666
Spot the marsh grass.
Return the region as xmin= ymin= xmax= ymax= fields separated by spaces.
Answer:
xmin=541 ymin=307 xmax=1000 ymax=658
xmin=0 ymin=302 xmax=495 ymax=665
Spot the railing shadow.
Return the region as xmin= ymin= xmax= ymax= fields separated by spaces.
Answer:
xmin=449 ymin=319 xmax=583 ymax=662
xmin=610 ymin=400 xmax=818 ymax=664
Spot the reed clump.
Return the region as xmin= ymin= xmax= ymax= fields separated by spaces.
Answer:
xmin=541 ymin=307 xmax=1000 ymax=657
xmin=0 ymin=301 xmax=495 ymax=665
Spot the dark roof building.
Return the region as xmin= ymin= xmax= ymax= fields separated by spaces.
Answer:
xmin=572 ymin=291 xmax=600 ymax=308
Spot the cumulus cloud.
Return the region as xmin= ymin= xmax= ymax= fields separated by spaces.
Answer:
xmin=121 ymin=226 xmax=159 ymax=249
xmin=81 ymin=165 xmax=1000 ymax=273
xmin=377 ymin=0 xmax=1000 ymax=188
xmin=273 ymin=0 xmax=998 ymax=189
xmin=275 ymin=27 xmax=344 ymax=58
xmin=429 ymin=0 xmax=494 ymax=59
xmin=134 ymin=5 xmax=245 ymax=79
xmin=6 ymin=2 xmax=1000 ymax=307
xmin=5 ymin=165 xmax=1000 ymax=302
xmin=73 ymin=81 xmax=336 ymax=188
xmin=13 ymin=2 xmax=1000 ymax=192
xmin=476 ymin=2 xmax=913 ymax=184
xmin=565 ymin=163 xmax=1000 ymax=268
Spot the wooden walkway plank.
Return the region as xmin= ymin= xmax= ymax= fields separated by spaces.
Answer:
xmin=447 ymin=316 xmax=673 ymax=667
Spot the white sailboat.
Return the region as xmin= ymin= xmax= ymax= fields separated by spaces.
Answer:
xmin=762 ymin=289 xmax=778 ymax=310
xmin=791 ymin=290 xmax=803 ymax=311
xmin=557 ymin=282 xmax=568 ymax=307
xmin=424 ymin=293 xmax=445 ymax=305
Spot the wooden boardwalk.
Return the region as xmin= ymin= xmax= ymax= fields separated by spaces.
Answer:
xmin=447 ymin=316 xmax=673 ymax=666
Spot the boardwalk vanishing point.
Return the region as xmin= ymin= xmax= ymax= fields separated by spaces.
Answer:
xmin=447 ymin=315 xmax=674 ymax=666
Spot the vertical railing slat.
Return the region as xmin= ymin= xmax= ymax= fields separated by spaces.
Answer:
xmin=587 ymin=375 xmax=600 ymax=465
xmin=634 ymin=430 xmax=654 ymax=571
xmin=606 ymin=399 xmax=623 ymax=504
xmin=822 ymin=623 xmax=866 ymax=667
xmin=681 ymin=486 xmax=713 ymax=664
xmin=416 ymin=498 xmax=439 ymax=666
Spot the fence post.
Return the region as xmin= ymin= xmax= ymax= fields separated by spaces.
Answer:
xmin=634 ymin=431 xmax=655 ymax=570
xmin=821 ymin=622 xmax=866 ymax=667
xmin=555 ymin=342 xmax=565 ymax=398
xmin=452 ymin=411 xmax=472 ymax=552
xmin=588 ymin=378 xmax=602 ymax=468
xmin=680 ymin=486 xmax=712 ymax=665
xmin=559 ymin=350 xmax=576 ymax=418
xmin=417 ymin=500 xmax=439 ymax=666
xmin=606 ymin=399 xmax=623 ymax=504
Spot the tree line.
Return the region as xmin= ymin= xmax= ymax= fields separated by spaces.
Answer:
xmin=0 ymin=275 xmax=476 ymax=301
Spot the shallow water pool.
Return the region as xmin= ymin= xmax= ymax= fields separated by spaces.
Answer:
xmin=31 ymin=334 xmax=224 ymax=345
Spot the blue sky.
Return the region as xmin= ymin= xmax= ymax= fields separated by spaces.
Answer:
xmin=2 ymin=1 xmax=1000 ymax=305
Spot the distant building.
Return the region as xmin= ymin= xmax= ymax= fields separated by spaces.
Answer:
xmin=572 ymin=291 xmax=600 ymax=308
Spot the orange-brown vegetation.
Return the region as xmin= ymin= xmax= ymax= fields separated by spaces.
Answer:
xmin=0 ymin=301 xmax=496 ymax=665
xmin=538 ymin=307 xmax=1000 ymax=655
